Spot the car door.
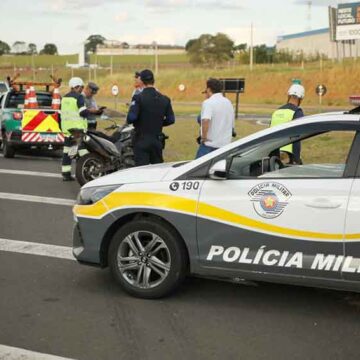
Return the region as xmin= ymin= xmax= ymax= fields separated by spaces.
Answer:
xmin=343 ymin=149 xmax=360 ymax=284
xmin=197 ymin=122 xmax=360 ymax=283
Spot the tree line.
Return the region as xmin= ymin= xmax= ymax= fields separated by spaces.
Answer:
xmin=185 ymin=33 xmax=326 ymax=66
xmin=0 ymin=41 xmax=58 ymax=56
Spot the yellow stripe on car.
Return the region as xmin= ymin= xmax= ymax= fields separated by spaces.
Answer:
xmin=73 ymin=192 xmax=360 ymax=241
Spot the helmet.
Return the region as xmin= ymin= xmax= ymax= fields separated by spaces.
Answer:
xmin=69 ymin=77 xmax=84 ymax=89
xmin=288 ymin=84 xmax=305 ymax=99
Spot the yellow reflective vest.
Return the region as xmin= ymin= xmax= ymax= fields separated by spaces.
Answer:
xmin=270 ymin=108 xmax=295 ymax=154
xmin=61 ymin=94 xmax=88 ymax=136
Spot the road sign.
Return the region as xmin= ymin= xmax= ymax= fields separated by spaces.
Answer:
xmin=111 ymin=85 xmax=119 ymax=96
xmin=316 ymin=84 xmax=327 ymax=97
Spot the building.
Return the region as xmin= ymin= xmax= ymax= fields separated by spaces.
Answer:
xmin=96 ymin=41 xmax=185 ymax=56
xmin=276 ymin=28 xmax=360 ymax=60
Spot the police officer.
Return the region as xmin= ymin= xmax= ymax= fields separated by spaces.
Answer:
xmin=126 ymin=69 xmax=175 ymax=166
xmin=131 ymin=71 xmax=144 ymax=97
xmin=270 ymin=83 xmax=305 ymax=164
xmin=61 ymin=77 xmax=90 ymax=181
xmin=82 ymin=82 xmax=104 ymax=130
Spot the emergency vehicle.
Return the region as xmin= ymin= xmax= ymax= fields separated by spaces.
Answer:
xmin=73 ymin=109 xmax=360 ymax=298
xmin=0 ymin=77 xmax=64 ymax=158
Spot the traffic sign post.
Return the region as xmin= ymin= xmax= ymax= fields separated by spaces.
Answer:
xmin=111 ymin=85 xmax=119 ymax=111
xmin=316 ymin=84 xmax=327 ymax=112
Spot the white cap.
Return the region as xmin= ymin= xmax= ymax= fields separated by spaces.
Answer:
xmin=69 ymin=77 xmax=84 ymax=89
xmin=288 ymin=84 xmax=305 ymax=99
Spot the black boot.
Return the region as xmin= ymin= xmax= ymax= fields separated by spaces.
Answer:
xmin=62 ymin=173 xmax=75 ymax=182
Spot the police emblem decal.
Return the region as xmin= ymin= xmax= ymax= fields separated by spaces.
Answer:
xmin=248 ymin=182 xmax=292 ymax=219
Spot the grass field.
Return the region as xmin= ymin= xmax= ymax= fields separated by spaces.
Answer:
xmin=99 ymin=117 xmax=353 ymax=164
xmin=1 ymin=54 xmax=360 ymax=108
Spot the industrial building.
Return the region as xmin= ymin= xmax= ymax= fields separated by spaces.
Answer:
xmin=276 ymin=28 xmax=359 ymax=59
xmin=96 ymin=40 xmax=185 ymax=56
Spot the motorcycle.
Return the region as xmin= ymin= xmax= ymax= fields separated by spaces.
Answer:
xmin=69 ymin=121 xmax=135 ymax=186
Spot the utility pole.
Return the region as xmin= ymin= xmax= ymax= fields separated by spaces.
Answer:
xmin=153 ymin=41 xmax=159 ymax=75
xmin=250 ymin=23 xmax=254 ymax=71
xmin=31 ymin=54 xmax=35 ymax=81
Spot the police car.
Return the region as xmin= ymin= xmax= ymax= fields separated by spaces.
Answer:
xmin=73 ymin=110 xmax=360 ymax=298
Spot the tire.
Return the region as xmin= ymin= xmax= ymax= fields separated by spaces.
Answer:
xmin=109 ymin=219 xmax=188 ymax=299
xmin=2 ymin=137 xmax=15 ymax=158
xmin=75 ymin=153 xmax=105 ymax=186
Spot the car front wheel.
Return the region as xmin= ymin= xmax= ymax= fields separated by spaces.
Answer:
xmin=109 ymin=219 xmax=188 ymax=299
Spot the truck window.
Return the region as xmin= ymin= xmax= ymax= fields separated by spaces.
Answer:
xmin=0 ymin=83 xmax=8 ymax=93
xmin=5 ymin=92 xmax=53 ymax=109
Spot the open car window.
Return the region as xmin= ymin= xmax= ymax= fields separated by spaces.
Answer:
xmin=227 ymin=129 xmax=357 ymax=179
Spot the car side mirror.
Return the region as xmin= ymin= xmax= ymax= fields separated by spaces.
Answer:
xmin=209 ymin=160 xmax=227 ymax=180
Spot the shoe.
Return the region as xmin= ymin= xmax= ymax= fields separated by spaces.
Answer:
xmin=62 ymin=174 xmax=75 ymax=182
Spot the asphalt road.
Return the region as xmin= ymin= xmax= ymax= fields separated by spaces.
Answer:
xmin=0 ymin=150 xmax=359 ymax=360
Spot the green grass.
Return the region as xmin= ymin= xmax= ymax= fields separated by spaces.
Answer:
xmin=0 ymin=54 xmax=78 ymax=67
xmin=90 ymin=54 xmax=189 ymax=66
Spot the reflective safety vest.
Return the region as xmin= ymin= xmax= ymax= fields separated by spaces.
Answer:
xmin=61 ymin=97 xmax=87 ymax=136
xmin=270 ymin=108 xmax=295 ymax=154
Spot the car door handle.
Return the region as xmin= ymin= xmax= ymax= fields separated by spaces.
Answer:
xmin=305 ymin=198 xmax=341 ymax=209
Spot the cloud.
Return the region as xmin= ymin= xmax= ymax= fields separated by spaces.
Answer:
xmin=43 ymin=0 xmax=122 ymax=12
xmin=294 ymin=0 xmax=339 ymax=6
xmin=114 ymin=11 xmax=129 ymax=22
xmin=222 ymin=26 xmax=278 ymax=46
xmin=145 ymin=0 xmax=243 ymax=10
xmin=121 ymin=27 xmax=180 ymax=44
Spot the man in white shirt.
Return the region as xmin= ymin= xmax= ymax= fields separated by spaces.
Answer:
xmin=196 ymin=78 xmax=235 ymax=158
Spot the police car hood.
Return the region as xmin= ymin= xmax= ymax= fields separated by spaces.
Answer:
xmin=82 ymin=162 xmax=183 ymax=188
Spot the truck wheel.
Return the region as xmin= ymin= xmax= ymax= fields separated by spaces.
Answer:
xmin=109 ymin=219 xmax=188 ymax=299
xmin=75 ymin=153 xmax=105 ymax=186
xmin=3 ymin=138 xmax=15 ymax=158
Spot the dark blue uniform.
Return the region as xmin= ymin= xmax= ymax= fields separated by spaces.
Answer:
xmin=127 ymin=87 xmax=175 ymax=166
xmin=278 ymin=103 xmax=304 ymax=164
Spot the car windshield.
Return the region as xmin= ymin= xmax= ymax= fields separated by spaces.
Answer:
xmin=5 ymin=92 xmax=53 ymax=109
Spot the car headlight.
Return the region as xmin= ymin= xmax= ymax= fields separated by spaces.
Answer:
xmin=77 ymin=185 xmax=120 ymax=205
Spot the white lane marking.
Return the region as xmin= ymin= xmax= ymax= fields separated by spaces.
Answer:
xmin=0 ymin=169 xmax=61 ymax=178
xmin=0 ymin=344 xmax=77 ymax=360
xmin=0 ymin=238 xmax=75 ymax=261
xmin=0 ymin=192 xmax=75 ymax=206
xmin=0 ymin=154 xmax=60 ymax=161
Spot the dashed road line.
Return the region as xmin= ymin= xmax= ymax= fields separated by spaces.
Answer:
xmin=0 ymin=192 xmax=75 ymax=206
xmin=0 ymin=238 xmax=75 ymax=261
xmin=0 ymin=169 xmax=61 ymax=178
xmin=0 ymin=344 xmax=77 ymax=360
xmin=0 ymin=154 xmax=60 ymax=161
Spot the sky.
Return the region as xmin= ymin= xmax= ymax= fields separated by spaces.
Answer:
xmin=0 ymin=0 xmax=344 ymax=54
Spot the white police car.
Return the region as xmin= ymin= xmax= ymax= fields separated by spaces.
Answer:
xmin=73 ymin=110 xmax=360 ymax=298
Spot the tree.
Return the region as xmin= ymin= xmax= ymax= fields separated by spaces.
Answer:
xmin=40 ymin=43 xmax=58 ymax=55
xmin=185 ymin=38 xmax=197 ymax=51
xmin=85 ymin=34 xmax=106 ymax=54
xmin=0 ymin=41 xmax=10 ymax=55
xmin=12 ymin=41 xmax=27 ymax=55
xmin=186 ymin=33 xmax=234 ymax=66
xmin=28 ymin=43 xmax=37 ymax=55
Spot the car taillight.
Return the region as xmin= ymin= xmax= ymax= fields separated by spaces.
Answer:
xmin=13 ymin=112 xmax=22 ymax=120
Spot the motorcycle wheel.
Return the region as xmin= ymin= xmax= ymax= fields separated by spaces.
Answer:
xmin=122 ymin=151 xmax=135 ymax=168
xmin=76 ymin=153 xmax=106 ymax=186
